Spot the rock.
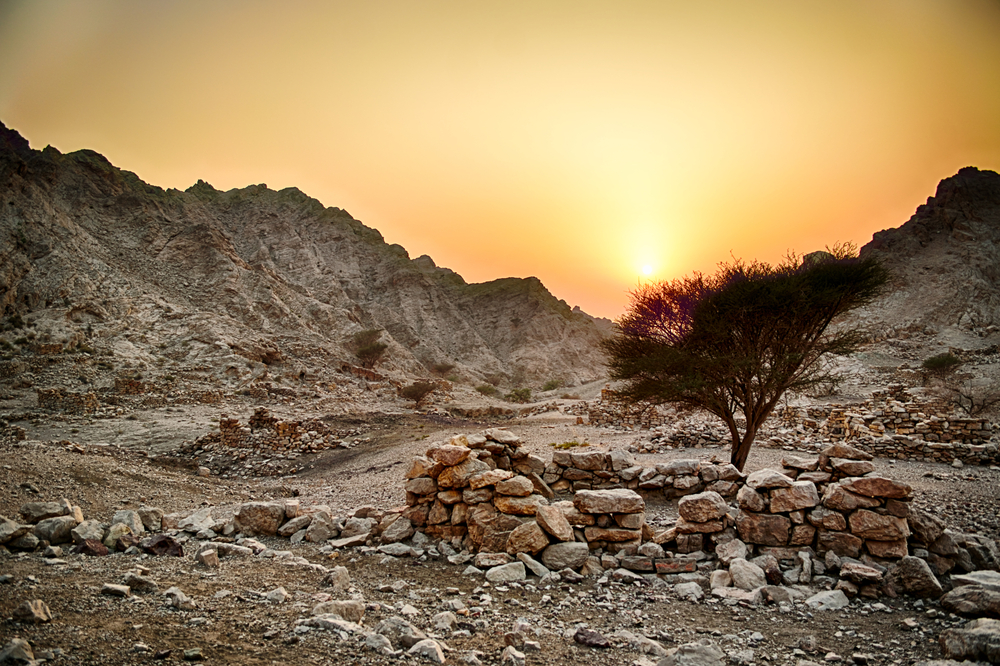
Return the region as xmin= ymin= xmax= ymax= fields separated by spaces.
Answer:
xmin=314 ymin=600 xmax=364 ymax=623
xmin=429 ymin=444 xmax=471 ymax=466
xmin=952 ymin=571 xmax=1000 ymax=592
xmin=164 ymin=586 xmax=197 ymax=610
xmin=817 ymin=530 xmax=863 ymax=558
xmin=13 ymin=599 xmax=51 ymax=623
xmin=839 ymin=562 xmax=884 ymax=584
xmin=501 ymin=645 xmax=526 ymax=666
xmin=908 ymin=507 xmax=946 ymax=544
xmin=378 ymin=543 xmax=416 ymax=557
xmin=584 ymin=526 xmax=642 ymax=542
xmin=34 ymin=515 xmax=78 ymax=545
xmin=658 ymin=639 xmax=726 ymax=666
xmin=822 ymin=484 xmax=882 ymax=512
xmin=140 ymin=534 xmax=184 ymax=557
xmin=848 ymin=510 xmax=910 ymax=541
xmin=304 ymin=513 xmax=338 ymax=542
xmin=939 ymin=618 xmax=1000 ymax=662
xmin=574 ymin=489 xmax=645 ymax=514
xmin=183 ymin=648 xmax=204 ymax=661
xmin=495 ymin=476 xmax=534 ymax=497
xmin=574 ymin=627 xmax=611 ymax=648
xmin=710 ymin=570 xmax=732 ymax=589
xmin=840 ymin=476 xmax=911 ymax=499
xmin=730 ymin=559 xmax=767 ymax=591
xmin=323 ymin=566 xmax=351 ymax=594
xmin=0 ymin=517 xmax=32 ymax=545
xmin=234 ymin=502 xmax=284 ymax=536
xmin=123 ymin=573 xmax=158 ymax=594
xmin=19 ymin=499 xmax=73 ymax=523
xmin=940 ymin=585 xmax=1000 ymax=617
xmin=517 ymin=552 xmax=550 ymax=578
xmin=888 ymin=556 xmax=943 ymax=599
xmin=0 ymin=638 xmax=34 ymax=664
xmin=72 ymin=538 xmax=109 ymax=556
xmin=506 ymin=521 xmax=549 ymax=555
xmin=494 ymin=495 xmax=547 ymax=516
xmin=486 ymin=562 xmax=526 ymax=583
xmin=102 ymin=522 xmax=133 ymax=549
xmin=376 ymin=616 xmax=427 ymax=649
xmin=177 ymin=507 xmax=215 ymax=533
xmin=736 ymin=511 xmax=789 ymax=546
xmin=101 ymin=583 xmax=131 ymax=597
xmin=675 ymin=582 xmax=705 ymax=602
xmin=678 ymin=491 xmax=728 ymax=523
xmin=111 ymin=509 xmax=145 ymax=535
xmin=769 ymin=481 xmax=820 ymax=513
xmin=865 ymin=539 xmax=908 ymax=559
xmin=195 ymin=549 xmax=219 ymax=567
xmin=277 ymin=514 xmax=313 ymax=537
xmin=805 ymin=590 xmax=850 ymax=611
xmin=830 ymin=459 xmax=875 ymax=476
xmin=137 ymin=505 xmax=164 ymax=531
xmin=745 ymin=469 xmax=793 ymax=490
xmin=405 ymin=477 xmax=438 ymax=495
xmin=70 ymin=519 xmax=105 ymax=544
xmin=540 ymin=541 xmax=590 ymax=570
xmin=381 ymin=517 xmax=415 ymax=544
xmin=535 ymin=504 xmax=574 ymax=541
xmin=437 ymin=457 xmax=491 ymax=488
xmin=468 ymin=469 xmax=514 ymax=490
xmin=737 ymin=486 xmax=767 ymax=512
xmin=365 ymin=632 xmax=394 ymax=655
xmin=716 ymin=539 xmax=748 ymax=565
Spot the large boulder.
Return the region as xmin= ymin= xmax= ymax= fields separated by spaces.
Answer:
xmin=888 ymin=556 xmax=944 ymax=599
xmin=234 ymin=502 xmax=285 ymax=536
xmin=33 ymin=515 xmax=79 ymax=545
xmin=19 ymin=500 xmax=74 ymax=523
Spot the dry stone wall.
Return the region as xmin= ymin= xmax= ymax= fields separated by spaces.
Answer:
xmin=35 ymin=388 xmax=99 ymax=415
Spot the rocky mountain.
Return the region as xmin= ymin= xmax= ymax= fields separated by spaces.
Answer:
xmin=859 ymin=166 xmax=1000 ymax=342
xmin=0 ymin=121 xmax=612 ymax=390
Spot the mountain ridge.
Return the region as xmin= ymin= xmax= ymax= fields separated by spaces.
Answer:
xmin=0 ymin=121 xmax=611 ymax=390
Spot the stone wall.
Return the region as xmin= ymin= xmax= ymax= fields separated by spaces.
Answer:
xmin=35 ymin=388 xmax=99 ymax=415
xmin=211 ymin=407 xmax=347 ymax=454
xmin=0 ymin=359 xmax=28 ymax=379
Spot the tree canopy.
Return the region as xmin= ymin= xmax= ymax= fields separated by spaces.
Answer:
xmin=602 ymin=245 xmax=889 ymax=471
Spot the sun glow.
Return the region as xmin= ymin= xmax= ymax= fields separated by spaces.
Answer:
xmin=641 ymin=264 xmax=653 ymax=276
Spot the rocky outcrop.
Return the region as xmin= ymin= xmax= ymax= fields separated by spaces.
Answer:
xmin=0 ymin=121 xmax=608 ymax=388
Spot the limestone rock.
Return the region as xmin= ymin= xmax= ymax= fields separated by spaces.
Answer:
xmin=730 ymin=559 xmax=767 ymax=591
xmin=535 ymin=504 xmax=574 ymax=541
xmin=840 ymin=476 xmax=912 ymax=499
xmin=34 ymin=515 xmax=78 ymax=545
xmin=940 ymin=585 xmax=1000 ymax=617
xmin=486 ymin=562 xmax=527 ymax=583
xmin=769 ymin=481 xmax=819 ymax=513
xmin=494 ymin=494 xmax=546 ymax=516
xmin=506 ymin=521 xmax=549 ymax=555
xmin=678 ymin=491 xmax=728 ymax=523
xmin=658 ymin=639 xmax=726 ymax=666
xmin=13 ymin=599 xmax=51 ymax=623
xmin=888 ymin=556 xmax=943 ymax=599
xmin=736 ymin=511 xmax=789 ymax=546
xmin=111 ymin=509 xmax=145 ymax=535
xmin=234 ymin=502 xmax=285 ymax=536
xmin=574 ymin=488 xmax=644 ymax=514
xmin=428 ymin=444 xmax=470 ymax=466
xmin=495 ymin=476 xmax=534 ymax=497
xmin=805 ymin=590 xmax=850 ymax=611
xmin=19 ymin=500 xmax=73 ymax=523
xmin=437 ymin=457 xmax=490 ymax=489
xmin=849 ymin=510 xmax=910 ymax=541
xmin=745 ymin=469 xmax=793 ymax=490
xmin=938 ymin=618 xmax=1000 ymax=662
xmin=540 ymin=541 xmax=590 ymax=570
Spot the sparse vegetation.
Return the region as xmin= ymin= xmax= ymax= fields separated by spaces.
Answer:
xmin=939 ymin=381 xmax=1000 ymax=416
xmin=431 ymin=362 xmax=455 ymax=376
xmin=476 ymin=384 xmax=500 ymax=398
xmin=549 ymin=440 xmax=589 ymax=449
xmin=541 ymin=379 xmax=563 ymax=392
xmin=400 ymin=381 xmax=436 ymax=408
xmin=505 ymin=387 xmax=532 ymax=403
xmin=560 ymin=393 xmax=580 ymax=400
xmin=922 ymin=352 xmax=961 ymax=373
xmin=351 ymin=329 xmax=388 ymax=369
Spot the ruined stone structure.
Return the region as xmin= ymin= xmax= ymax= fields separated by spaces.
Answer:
xmin=35 ymin=388 xmax=99 ymax=415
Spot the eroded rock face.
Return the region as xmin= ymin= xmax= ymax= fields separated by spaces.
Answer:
xmin=0 ymin=122 xmax=611 ymax=389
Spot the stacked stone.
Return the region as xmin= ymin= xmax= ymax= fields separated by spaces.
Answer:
xmin=544 ymin=451 xmax=742 ymax=500
xmin=651 ymin=490 xmax=734 ymax=558
xmin=209 ymin=408 xmax=344 ymax=453
xmin=114 ymin=376 xmax=148 ymax=395
xmin=0 ymin=359 xmax=28 ymax=378
xmin=35 ymin=388 xmax=99 ymax=414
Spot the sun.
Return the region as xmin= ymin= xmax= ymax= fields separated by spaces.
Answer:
xmin=641 ymin=265 xmax=653 ymax=276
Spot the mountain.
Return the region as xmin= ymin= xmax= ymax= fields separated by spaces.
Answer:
xmin=0 ymin=122 xmax=612 ymax=390
xmin=858 ymin=166 xmax=1000 ymax=341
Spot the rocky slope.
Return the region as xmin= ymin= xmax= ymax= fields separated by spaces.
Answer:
xmin=0 ymin=121 xmax=611 ymax=390
xmin=859 ymin=166 xmax=1000 ymax=342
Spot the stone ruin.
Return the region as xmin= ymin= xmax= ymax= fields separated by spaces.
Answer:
xmin=34 ymin=388 xmax=99 ymax=415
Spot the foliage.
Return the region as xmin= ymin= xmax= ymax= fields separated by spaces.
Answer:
xmin=475 ymin=384 xmax=500 ymax=398
xmin=431 ymin=362 xmax=456 ymax=376
xmin=542 ymin=379 xmax=563 ymax=392
xmin=602 ymin=244 xmax=889 ymax=471
xmin=922 ymin=352 xmax=961 ymax=373
xmin=549 ymin=440 xmax=589 ymax=449
xmin=939 ymin=381 xmax=1000 ymax=417
xmin=400 ymin=381 xmax=436 ymax=408
xmin=350 ymin=329 xmax=387 ymax=369
xmin=505 ymin=387 xmax=532 ymax=403
xmin=560 ymin=393 xmax=581 ymax=400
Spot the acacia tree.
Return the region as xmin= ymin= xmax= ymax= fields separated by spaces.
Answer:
xmin=602 ymin=245 xmax=889 ymax=471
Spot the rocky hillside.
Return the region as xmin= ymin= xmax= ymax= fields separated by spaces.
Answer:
xmin=0 ymin=121 xmax=611 ymax=390
xmin=859 ymin=166 xmax=1000 ymax=341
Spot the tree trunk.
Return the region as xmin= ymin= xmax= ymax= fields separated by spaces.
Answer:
xmin=730 ymin=427 xmax=757 ymax=472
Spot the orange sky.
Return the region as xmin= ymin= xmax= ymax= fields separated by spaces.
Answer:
xmin=2 ymin=1 xmax=999 ymax=319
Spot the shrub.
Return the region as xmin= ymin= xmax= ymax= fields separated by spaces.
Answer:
xmin=400 ymin=381 xmax=436 ymax=408
xmin=351 ymin=329 xmax=387 ymax=369
xmin=432 ymin=362 xmax=456 ymax=376
xmin=542 ymin=379 xmax=563 ymax=392
xmin=922 ymin=353 xmax=961 ymax=372
xmin=476 ymin=384 xmax=500 ymax=398
xmin=550 ymin=440 xmax=589 ymax=450
xmin=505 ymin=387 xmax=532 ymax=403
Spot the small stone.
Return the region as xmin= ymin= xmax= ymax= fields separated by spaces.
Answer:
xmin=183 ymin=647 xmax=204 ymax=661
xmin=13 ymin=599 xmax=52 ymax=623
xmin=266 ymin=587 xmax=289 ymax=603
xmin=408 ymin=638 xmax=446 ymax=663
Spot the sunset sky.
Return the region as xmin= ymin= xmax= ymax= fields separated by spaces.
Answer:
xmin=2 ymin=1 xmax=999 ymax=319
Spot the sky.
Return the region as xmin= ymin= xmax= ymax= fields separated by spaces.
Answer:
xmin=2 ymin=1 xmax=999 ymax=319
